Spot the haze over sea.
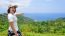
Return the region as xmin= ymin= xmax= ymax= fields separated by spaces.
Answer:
xmin=24 ymin=13 xmax=65 ymax=21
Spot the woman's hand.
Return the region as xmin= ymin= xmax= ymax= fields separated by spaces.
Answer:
xmin=9 ymin=22 xmax=18 ymax=36
xmin=15 ymin=33 xmax=18 ymax=36
xmin=13 ymin=33 xmax=18 ymax=36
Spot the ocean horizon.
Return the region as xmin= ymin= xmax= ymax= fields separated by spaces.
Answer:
xmin=0 ymin=12 xmax=65 ymax=21
xmin=24 ymin=13 xmax=65 ymax=21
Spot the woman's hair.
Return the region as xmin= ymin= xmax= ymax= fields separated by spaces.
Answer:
xmin=7 ymin=7 xmax=16 ymax=13
xmin=7 ymin=7 xmax=11 ymax=13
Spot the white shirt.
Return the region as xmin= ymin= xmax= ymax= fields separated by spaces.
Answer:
xmin=8 ymin=13 xmax=18 ymax=31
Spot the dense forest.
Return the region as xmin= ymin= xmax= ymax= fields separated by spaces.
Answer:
xmin=0 ymin=13 xmax=65 ymax=36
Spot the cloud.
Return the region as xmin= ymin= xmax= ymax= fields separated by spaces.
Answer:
xmin=0 ymin=0 xmax=9 ymax=7
xmin=16 ymin=0 xmax=32 ymax=9
xmin=0 ymin=0 xmax=65 ymax=14
xmin=0 ymin=0 xmax=32 ymax=8
xmin=0 ymin=0 xmax=32 ymax=13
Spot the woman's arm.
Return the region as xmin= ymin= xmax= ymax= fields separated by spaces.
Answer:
xmin=9 ymin=22 xmax=18 ymax=36
xmin=15 ymin=13 xmax=24 ymax=16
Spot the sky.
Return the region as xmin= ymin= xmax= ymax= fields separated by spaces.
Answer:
xmin=0 ymin=0 xmax=65 ymax=13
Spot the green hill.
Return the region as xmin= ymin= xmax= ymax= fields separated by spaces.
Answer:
xmin=0 ymin=13 xmax=65 ymax=36
xmin=0 ymin=13 xmax=34 ymax=32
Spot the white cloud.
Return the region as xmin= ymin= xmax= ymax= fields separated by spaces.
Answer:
xmin=0 ymin=0 xmax=9 ymax=7
xmin=0 ymin=0 xmax=32 ymax=13
xmin=0 ymin=0 xmax=32 ymax=8
xmin=20 ymin=0 xmax=32 ymax=8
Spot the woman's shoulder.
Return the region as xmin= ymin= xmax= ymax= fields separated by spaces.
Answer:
xmin=8 ymin=13 xmax=13 ymax=17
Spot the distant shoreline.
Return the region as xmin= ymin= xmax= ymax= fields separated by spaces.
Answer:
xmin=24 ymin=13 xmax=65 ymax=21
xmin=0 ymin=13 xmax=65 ymax=21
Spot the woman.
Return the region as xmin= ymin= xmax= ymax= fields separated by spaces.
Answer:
xmin=7 ymin=5 xmax=22 ymax=36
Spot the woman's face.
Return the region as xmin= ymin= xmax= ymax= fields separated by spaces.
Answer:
xmin=10 ymin=7 xmax=16 ymax=14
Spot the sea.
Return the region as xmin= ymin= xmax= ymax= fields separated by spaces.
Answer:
xmin=24 ymin=13 xmax=65 ymax=21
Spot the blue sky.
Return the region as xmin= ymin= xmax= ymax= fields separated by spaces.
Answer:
xmin=0 ymin=0 xmax=65 ymax=13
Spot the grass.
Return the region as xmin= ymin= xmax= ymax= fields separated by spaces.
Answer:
xmin=23 ymin=32 xmax=65 ymax=36
xmin=0 ymin=30 xmax=65 ymax=36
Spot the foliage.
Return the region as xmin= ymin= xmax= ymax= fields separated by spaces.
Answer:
xmin=0 ymin=13 xmax=65 ymax=36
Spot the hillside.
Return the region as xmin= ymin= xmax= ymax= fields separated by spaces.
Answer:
xmin=0 ymin=13 xmax=34 ymax=32
xmin=0 ymin=13 xmax=65 ymax=36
